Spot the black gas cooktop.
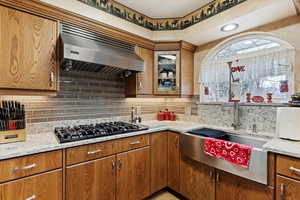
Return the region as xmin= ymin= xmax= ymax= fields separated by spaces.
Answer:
xmin=55 ymin=121 xmax=148 ymax=143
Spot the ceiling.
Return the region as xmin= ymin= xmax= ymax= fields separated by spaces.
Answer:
xmin=114 ymin=0 xmax=213 ymax=18
xmin=153 ymin=0 xmax=298 ymax=45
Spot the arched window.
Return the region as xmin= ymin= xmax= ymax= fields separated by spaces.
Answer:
xmin=200 ymin=33 xmax=295 ymax=103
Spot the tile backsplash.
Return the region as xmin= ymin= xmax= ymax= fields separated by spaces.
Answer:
xmin=0 ymin=70 xmax=282 ymax=137
xmin=0 ymin=71 xmax=186 ymax=124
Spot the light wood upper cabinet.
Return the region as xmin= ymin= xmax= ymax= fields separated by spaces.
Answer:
xmin=66 ymin=156 xmax=116 ymax=200
xmin=116 ymin=147 xmax=150 ymax=200
xmin=150 ymin=132 xmax=168 ymax=194
xmin=0 ymin=5 xmax=58 ymax=92
xmin=215 ymin=170 xmax=273 ymax=200
xmin=180 ymin=156 xmax=215 ymax=200
xmin=1 ymin=170 xmax=62 ymax=200
xmin=125 ymin=47 xmax=154 ymax=97
xmin=154 ymin=51 xmax=181 ymax=96
xmin=153 ymin=41 xmax=195 ymax=97
xmin=276 ymin=175 xmax=300 ymax=200
xmin=167 ymin=132 xmax=180 ymax=192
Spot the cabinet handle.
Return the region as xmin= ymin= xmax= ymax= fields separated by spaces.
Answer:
xmin=129 ymin=141 xmax=141 ymax=145
xmin=49 ymin=71 xmax=55 ymax=87
xmin=112 ymin=160 xmax=116 ymax=173
xmin=175 ymin=136 xmax=179 ymax=149
xmin=139 ymin=81 xmax=142 ymax=90
xmin=209 ymin=170 xmax=213 ymax=178
xmin=289 ymin=166 xmax=300 ymax=175
xmin=216 ymin=172 xmax=220 ymax=182
xmin=87 ymin=149 xmax=102 ymax=155
xmin=25 ymin=195 xmax=36 ymax=200
xmin=280 ymin=183 xmax=285 ymax=200
xmin=14 ymin=163 xmax=36 ymax=172
xmin=117 ymin=159 xmax=122 ymax=170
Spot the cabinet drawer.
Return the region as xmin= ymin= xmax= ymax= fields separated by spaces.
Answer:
xmin=66 ymin=141 xmax=115 ymax=165
xmin=0 ymin=170 xmax=62 ymax=200
xmin=277 ymin=155 xmax=300 ymax=180
xmin=0 ymin=150 xmax=62 ymax=183
xmin=116 ymin=134 xmax=150 ymax=152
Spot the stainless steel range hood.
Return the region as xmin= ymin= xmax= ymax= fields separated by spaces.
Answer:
xmin=60 ymin=24 xmax=144 ymax=73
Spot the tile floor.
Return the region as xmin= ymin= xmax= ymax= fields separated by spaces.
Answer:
xmin=147 ymin=191 xmax=181 ymax=200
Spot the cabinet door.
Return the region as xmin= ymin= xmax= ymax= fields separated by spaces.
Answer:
xmin=216 ymin=170 xmax=273 ymax=200
xmin=137 ymin=47 xmax=154 ymax=95
xmin=0 ymin=6 xmax=58 ymax=91
xmin=276 ymin=175 xmax=300 ymax=200
xmin=66 ymin=156 xmax=116 ymax=200
xmin=154 ymin=51 xmax=180 ymax=95
xmin=180 ymin=156 xmax=215 ymax=200
xmin=180 ymin=48 xmax=194 ymax=96
xmin=117 ymin=147 xmax=150 ymax=200
xmin=125 ymin=47 xmax=153 ymax=97
xmin=167 ymin=132 xmax=180 ymax=192
xmin=1 ymin=170 xmax=62 ymax=200
xmin=151 ymin=132 xmax=168 ymax=194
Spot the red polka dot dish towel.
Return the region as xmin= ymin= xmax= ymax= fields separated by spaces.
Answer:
xmin=204 ymin=138 xmax=252 ymax=168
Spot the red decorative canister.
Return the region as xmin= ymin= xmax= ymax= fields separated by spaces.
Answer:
xmin=157 ymin=111 xmax=164 ymax=121
xmin=170 ymin=112 xmax=176 ymax=121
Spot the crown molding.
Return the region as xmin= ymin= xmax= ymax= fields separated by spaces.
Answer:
xmin=78 ymin=0 xmax=247 ymax=31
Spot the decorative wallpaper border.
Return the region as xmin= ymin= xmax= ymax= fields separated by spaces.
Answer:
xmin=78 ymin=0 xmax=247 ymax=31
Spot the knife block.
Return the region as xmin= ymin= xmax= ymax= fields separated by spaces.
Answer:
xmin=0 ymin=129 xmax=26 ymax=144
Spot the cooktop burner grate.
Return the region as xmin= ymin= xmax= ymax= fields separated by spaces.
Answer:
xmin=54 ymin=121 xmax=148 ymax=143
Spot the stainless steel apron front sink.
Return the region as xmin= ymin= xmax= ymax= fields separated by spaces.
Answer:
xmin=180 ymin=129 xmax=268 ymax=185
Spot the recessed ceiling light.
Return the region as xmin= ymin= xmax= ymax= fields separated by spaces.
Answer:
xmin=221 ymin=23 xmax=239 ymax=32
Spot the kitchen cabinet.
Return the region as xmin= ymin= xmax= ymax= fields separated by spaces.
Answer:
xmin=154 ymin=51 xmax=181 ymax=95
xmin=116 ymin=147 xmax=151 ymax=200
xmin=167 ymin=132 xmax=180 ymax=192
xmin=0 ymin=150 xmax=62 ymax=183
xmin=125 ymin=47 xmax=154 ymax=97
xmin=215 ymin=170 xmax=273 ymax=200
xmin=180 ymin=156 xmax=215 ymax=200
xmin=275 ymin=154 xmax=300 ymax=200
xmin=1 ymin=170 xmax=62 ymax=200
xmin=276 ymin=175 xmax=300 ymax=200
xmin=150 ymin=132 xmax=168 ymax=194
xmin=66 ymin=156 xmax=116 ymax=200
xmin=153 ymin=41 xmax=195 ymax=97
xmin=0 ymin=5 xmax=59 ymax=93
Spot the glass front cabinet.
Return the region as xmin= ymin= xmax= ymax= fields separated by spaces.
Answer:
xmin=154 ymin=51 xmax=181 ymax=95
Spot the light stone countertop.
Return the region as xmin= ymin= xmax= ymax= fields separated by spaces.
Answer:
xmin=1 ymin=120 xmax=299 ymax=160
xmin=263 ymin=139 xmax=300 ymax=159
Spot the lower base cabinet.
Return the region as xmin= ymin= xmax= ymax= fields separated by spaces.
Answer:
xmin=66 ymin=156 xmax=116 ymax=200
xmin=276 ymin=175 xmax=300 ymax=200
xmin=216 ymin=170 xmax=273 ymax=200
xmin=167 ymin=132 xmax=180 ymax=192
xmin=117 ymin=147 xmax=151 ymax=200
xmin=1 ymin=170 xmax=62 ymax=200
xmin=180 ymin=156 xmax=215 ymax=200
